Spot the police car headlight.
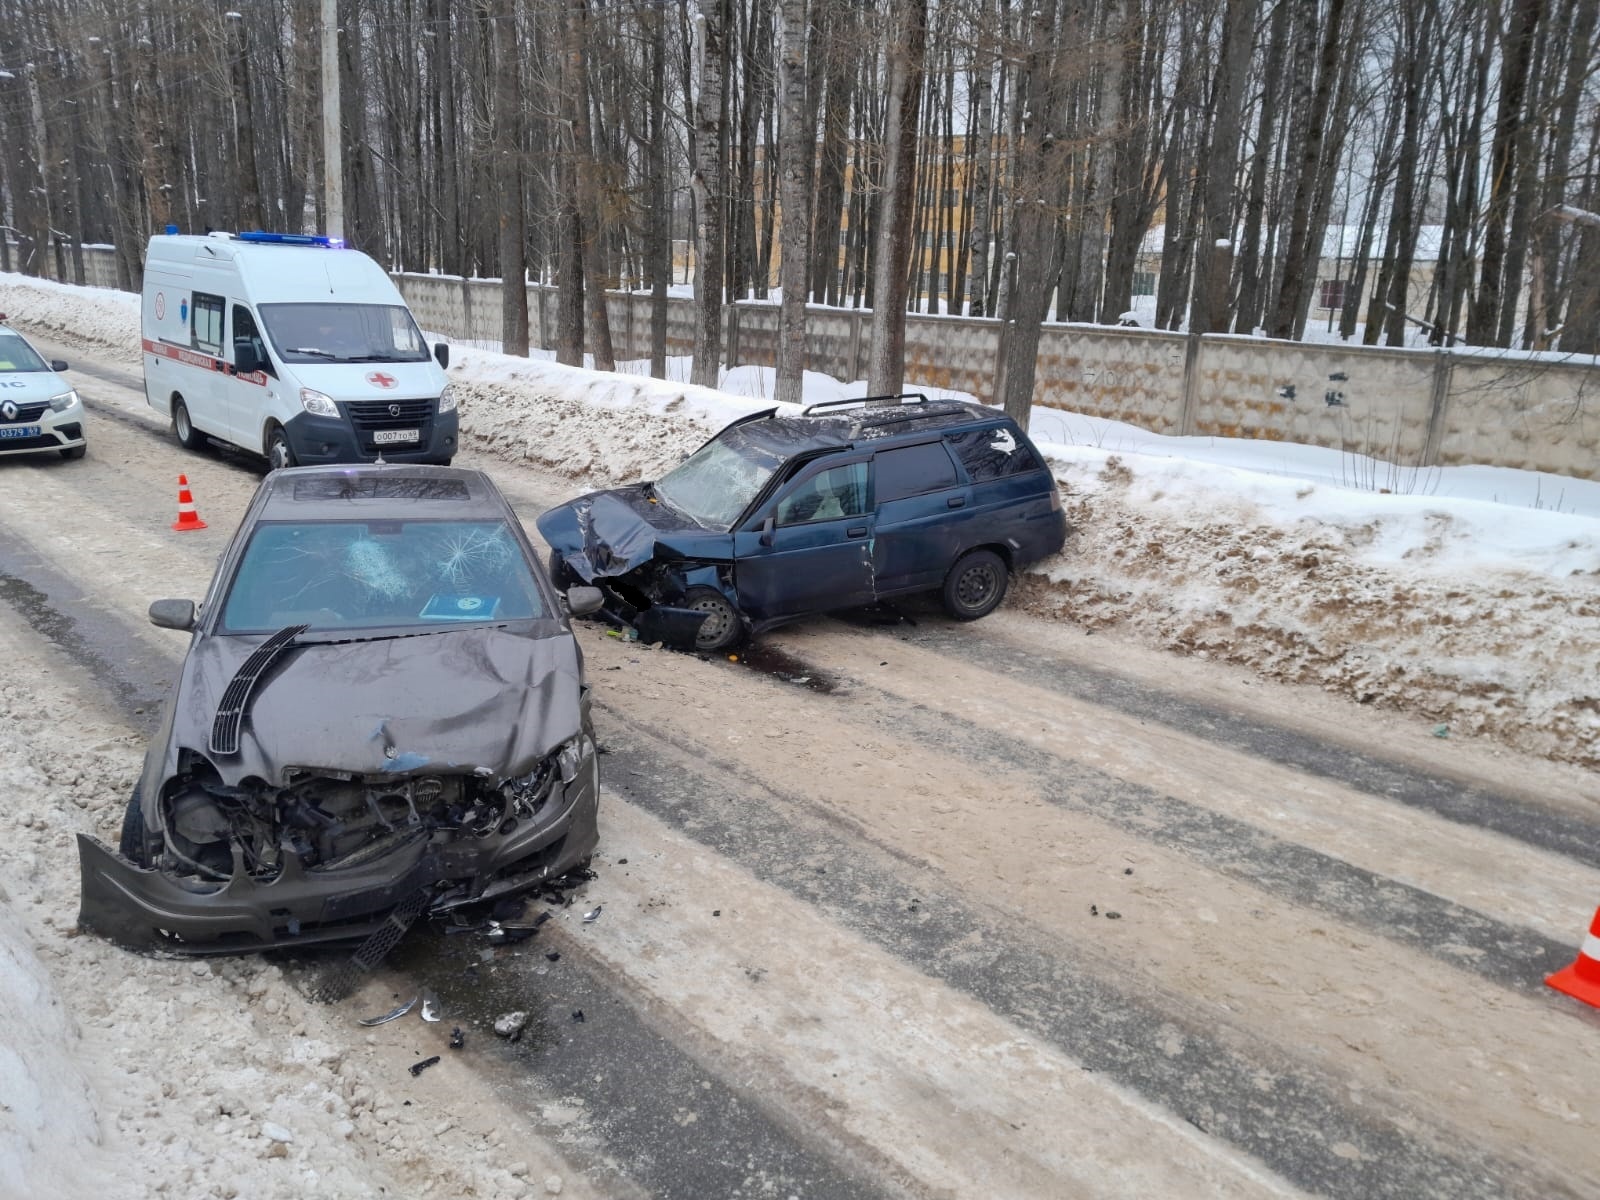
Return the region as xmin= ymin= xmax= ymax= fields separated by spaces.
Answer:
xmin=437 ymin=384 xmax=457 ymax=413
xmin=48 ymin=389 xmax=79 ymax=412
xmin=299 ymin=387 xmax=339 ymax=417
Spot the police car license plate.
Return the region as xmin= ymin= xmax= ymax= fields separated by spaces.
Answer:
xmin=0 ymin=425 xmax=41 ymax=439
xmin=373 ymin=429 xmax=419 ymax=445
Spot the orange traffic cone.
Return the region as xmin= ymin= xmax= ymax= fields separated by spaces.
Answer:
xmin=172 ymin=474 xmax=208 ymax=532
xmin=1547 ymin=905 xmax=1600 ymax=1008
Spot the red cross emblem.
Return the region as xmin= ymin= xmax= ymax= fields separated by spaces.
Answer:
xmin=366 ymin=371 xmax=398 ymax=389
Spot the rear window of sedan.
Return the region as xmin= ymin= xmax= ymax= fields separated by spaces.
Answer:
xmin=220 ymin=519 xmax=545 ymax=633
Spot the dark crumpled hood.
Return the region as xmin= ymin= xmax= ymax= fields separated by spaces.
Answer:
xmin=171 ymin=624 xmax=584 ymax=786
xmin=536 ymin=485 xmax=731 ymax=582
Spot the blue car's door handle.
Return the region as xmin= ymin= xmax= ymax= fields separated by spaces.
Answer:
xmin=947 ymin=496 xmax=966 ymax=508
xmin=847 ymin=526 xmax=868 ymax=538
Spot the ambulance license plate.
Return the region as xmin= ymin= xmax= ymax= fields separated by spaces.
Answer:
xmin=373 ymin=429 xmax=419 ymax=445
xmin=0 ymin=425 xmax=41 ymax=439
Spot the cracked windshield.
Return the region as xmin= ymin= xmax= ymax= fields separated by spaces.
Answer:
xmin=653 ymin=429 xmax=784 ymax=530
xmin=220 ymin=520 xmax=545 ymax=633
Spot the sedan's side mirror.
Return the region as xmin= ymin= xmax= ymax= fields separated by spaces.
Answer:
xmin=759 ymin=515 xmax=775 ymax=547
xmin=564 ymin=586 xmax=604 ymax=617
xmin=50 ymin=358 xmax=68 ymax=372
xmin=149 ymin=599 xmax=197 ymax=631
xmin=434 ymin=342 xmax=450 ymax=369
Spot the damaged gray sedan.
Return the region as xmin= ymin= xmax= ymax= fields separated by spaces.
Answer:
xmin=78 ymin=465 xmax=605 ymax=955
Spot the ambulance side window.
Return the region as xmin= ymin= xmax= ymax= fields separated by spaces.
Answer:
xmin=192 ymin=293 xmax=225 ymax=356
xmin=232 ymin=306 xmax=269 ymax=371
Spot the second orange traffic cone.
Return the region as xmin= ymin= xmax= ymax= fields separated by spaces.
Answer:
xmin=1547 ymin=905 xmax=1600 ymax=1008
xmin=172 ymin=474 xmax=207 ymax=532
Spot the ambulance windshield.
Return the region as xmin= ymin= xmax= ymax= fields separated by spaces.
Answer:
xmin=259 ymin=303 xmax=431 ymax=365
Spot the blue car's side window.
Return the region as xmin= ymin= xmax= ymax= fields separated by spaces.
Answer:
xmin=874 ymin=442 xmax=958 ymax=503
xmin=946 ymin=425 xmax=1044 ymax=482
xmin=776 ymin=462 xmax=869 ymax=526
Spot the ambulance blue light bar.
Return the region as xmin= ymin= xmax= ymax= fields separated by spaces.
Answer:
xmin=235 ymin=231 xmax=346 ymax=249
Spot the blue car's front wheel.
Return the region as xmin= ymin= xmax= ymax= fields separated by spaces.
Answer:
xmin=685 ymin=587 xmax=744 ymax=653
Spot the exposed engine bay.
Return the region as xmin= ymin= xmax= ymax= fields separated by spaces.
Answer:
xmin=149 ymin=745 xmax=583 ymax=887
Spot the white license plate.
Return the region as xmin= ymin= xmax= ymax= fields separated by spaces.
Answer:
xmin=0 ymin=425 xmax=41 ymax=439
xmin=372 ymin=428 xmax=420 ymax=445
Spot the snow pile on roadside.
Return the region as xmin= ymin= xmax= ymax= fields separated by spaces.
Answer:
xmin=0 ymin=274 xmax=141 ymax=364
xmin=1025 ymin=450 xmax=1599 ymax=766
xmin=0 ymin=885 xmax=110 ymax=1198
xmin=447 ymin=346 xmax=780 ymax=487
xmin=0 ymin=655 xmax=581 ymax=1200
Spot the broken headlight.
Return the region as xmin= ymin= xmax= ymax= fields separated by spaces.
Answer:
xmin=497 ymin=735 xmax=593 ymax=822
xmin=555 ymin=734 xmax=593 ymax=784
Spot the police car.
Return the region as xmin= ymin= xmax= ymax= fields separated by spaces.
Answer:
xmin=0 ymin=316 xmax=87 ymax=461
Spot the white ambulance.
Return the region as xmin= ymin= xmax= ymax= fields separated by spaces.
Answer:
xmin=141 ymin=231 xmax=456 ymax=469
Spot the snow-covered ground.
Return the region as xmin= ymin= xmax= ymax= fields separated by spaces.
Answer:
xmin=2 ymin=269 xmax=1598 ymax=1195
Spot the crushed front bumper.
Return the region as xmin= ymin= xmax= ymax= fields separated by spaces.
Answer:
xmin=77 ymin=760 xmax=599 ymax=956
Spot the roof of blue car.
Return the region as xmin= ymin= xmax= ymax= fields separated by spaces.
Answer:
xmin=737 ymin=398 xmax=1004 ymax=455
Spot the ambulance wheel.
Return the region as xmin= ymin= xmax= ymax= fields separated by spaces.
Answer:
xmin=266 ymin=424 xmax=296 ymax=471
xmin=172 ymin=398 xmax=205 ymax=451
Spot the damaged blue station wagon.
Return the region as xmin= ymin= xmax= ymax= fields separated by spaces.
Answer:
xmin=537 ymin=395 xmax=1068 ymax=652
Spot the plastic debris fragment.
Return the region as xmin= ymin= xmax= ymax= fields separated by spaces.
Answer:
xmin=449 ymin=1027 xmax=465 ymax=1050
xmin=409 ymin=1055 xmax=441 ymax=1077
xmin=582 ymin=906 xmax=602 ymax=923
xmin=571 ymin=1009 xmax=585 ymax=1023
xmin=1105 ymin=911 xmax=1122 ymax=920
xmin=358 ymin=995 xmax=417 ymax=1026
xmin=545 ymin=951 xmax=561 ymax=962
xmin=494 ymin=1011 xmax=529 ymax=1039
xmin=420 ymin=991 xmax=441 ymax=1022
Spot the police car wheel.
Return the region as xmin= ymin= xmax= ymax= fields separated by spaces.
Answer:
xmin=266 ymin=425 xmax=296 ymax=471
xmin=172 ymin=398 xmax=204 ymax=450
xmin=60 ymin=444 xmax=86 ymax=460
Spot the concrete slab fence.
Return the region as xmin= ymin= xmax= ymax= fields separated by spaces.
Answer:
xmin=49 ymin=247 xmax=1600 ymax=481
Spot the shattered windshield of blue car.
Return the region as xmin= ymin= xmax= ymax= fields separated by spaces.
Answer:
xmin=220 ymin=519 xmax=545 ymax=633
xmin=652 ymin=429 xmax=784 ymax=530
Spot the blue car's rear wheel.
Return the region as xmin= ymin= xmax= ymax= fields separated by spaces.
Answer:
xmin=941 ymin=549 xmax=1008 ymax=620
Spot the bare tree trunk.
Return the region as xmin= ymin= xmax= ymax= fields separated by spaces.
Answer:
xmin=775 ymin=0 xmax=812 ymax=406
xmin=647 ymin=2 xmax=670 ymax=377
xmin=965 ymin=0 xmax=998 ymax=317
xmin=690 ymin=0 xmax=728 ymax=388
xmin=999 ymin=0 xmax=1068 ymax=426
xmin=494 ymin=0 xmax=529 ymax=356
xmin=1467 ymin=0 xmax=1545 ymax=345
xmin=1267 ymin=0 xmax=1345 ymax=339
xmin=570 ymin=0 xmax=615 ymax=371
xmin=866 ymin=0 xmax=927 ymax=396
xmin=1194 ymin=0 xmax=1255 ymax=333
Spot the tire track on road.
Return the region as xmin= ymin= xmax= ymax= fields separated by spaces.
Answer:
xmin=592 ymin=708 xmax=1570 ymax=1200
xmin=899 ymin=622 xmax=1600 ymax=869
